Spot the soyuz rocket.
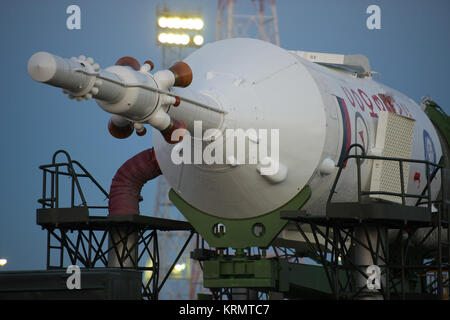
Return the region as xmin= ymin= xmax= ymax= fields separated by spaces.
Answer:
xmin=28 ymin=38 xmax=447 ymax=245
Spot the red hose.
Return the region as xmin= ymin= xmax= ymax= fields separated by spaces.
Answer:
xmin=108 ymin=148 xmax=161 ymax=215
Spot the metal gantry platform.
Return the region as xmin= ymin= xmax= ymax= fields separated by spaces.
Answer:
xmin=27 ymin=147 xmax=450 ymax=300
xmin=281 ymin=145 xmax=449 ymax=300
xmin=36 ymin=150 xmax=196 ymax=299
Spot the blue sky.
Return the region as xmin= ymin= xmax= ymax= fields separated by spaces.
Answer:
xmin=0 ymin=0 xmax=449 ymax=271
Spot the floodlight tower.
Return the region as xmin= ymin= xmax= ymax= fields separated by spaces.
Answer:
xmin=154 ymin=4 xmax=205 ymax=299
xmin=216 ymin=0 xmax=280 ymax=46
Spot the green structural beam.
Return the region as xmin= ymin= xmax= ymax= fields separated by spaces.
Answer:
xmin=203 ymin=256 xmax=278 ymax=289
xmin=203 ymin=257 xmax=338 ymax=298
xmin=169 ymin=186 xmax=312 ymax=249
xmin=424 ymin=100 xmax=450 ymax=148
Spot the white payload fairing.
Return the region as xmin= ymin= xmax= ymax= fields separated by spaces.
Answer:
xmin=28 ymin=38 xmax=447 ymax=225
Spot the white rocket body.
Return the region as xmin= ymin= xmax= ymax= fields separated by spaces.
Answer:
xmin=155 ymin=38 xmax=443 ymax=219
xmin=28 ymin=38 xmax=444 ymax=221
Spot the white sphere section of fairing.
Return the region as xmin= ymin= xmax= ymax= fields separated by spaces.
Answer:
xmin=153 ymin=38 xmax=328 ymax=220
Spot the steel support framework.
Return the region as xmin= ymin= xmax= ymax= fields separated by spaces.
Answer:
xmin=36 ymin=146 xmax=449 ymax=300
xmin=40 ymin=220 xmax=194 ymax=300
xmin=281 ymin=145 xmax=449 ymax=300
xmin=216 ymin=0 xmax=280 ymax=46
xmin=279 ymin=216 xmax=448 ymax=299
xmin=37 ymin=150 xmax=196 ymax=300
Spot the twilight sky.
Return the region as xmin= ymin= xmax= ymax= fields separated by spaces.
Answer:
xmin=0 ymin=0 xmax=449 ymax=271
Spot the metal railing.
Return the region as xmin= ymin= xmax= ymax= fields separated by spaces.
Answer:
xmin=38 ymin=150 xmax=109 ymax=210
xmin=327 ymin=143 xmax=446 ymax=212
xmin=324 ymin=143 xmax=449 ymax=299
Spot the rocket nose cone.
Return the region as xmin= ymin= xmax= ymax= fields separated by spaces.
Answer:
xmin=28 ymin=52 xmax=57 ymax=83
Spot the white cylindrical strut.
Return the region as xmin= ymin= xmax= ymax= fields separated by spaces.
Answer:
xmin=28 ymin=52 xmax=126 ymax=102
xmin=28 ymin=52 xmax=88 ymax=90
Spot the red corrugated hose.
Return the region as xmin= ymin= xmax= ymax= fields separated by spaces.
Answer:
xmin=108 ymin=148 xmax=161 ymax=215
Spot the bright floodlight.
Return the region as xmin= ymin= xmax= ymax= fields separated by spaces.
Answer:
xmin=191 ymin=18 xmax=204 ymax=30
xmin=157 ymin=12 xmax=204 ymax=47
xmin=158 ymin=33 xmax=190 ymax=46
xmin=158 ymin=17 xmax=168 ymax=28
xmin=158 ymin=33 xmax=167 ymax=43
xmin=173 ymin=262 xmax=186 ymax=273
xmin=0 ymin=258 xmax=7 ymax=266
xmin=143 ymin=258 xmax=153 ymax=282
xmin=157 ymin=16 xmax=204 ymax=31
xmin=193 ymin=34 xmax=204 ymax=46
